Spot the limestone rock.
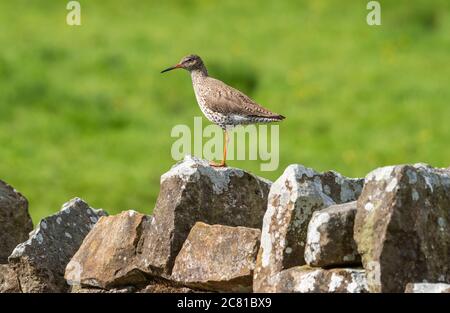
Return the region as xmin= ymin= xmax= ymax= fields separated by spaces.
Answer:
xmin=171 ymin=222 xmax=260 ymax=292
xmin=354 ymin=164 xmax=450 ymax=293
xmin=305 ymin=201 xmax=360 ymax=267
xmin=140 ymin=155 xmax=271 ymax=276
xmin=0 ymin=180 xmax=33 ymax=263
xmin=271 ymin=266 xmax=368 ymax=293
xmin=65 ymin=210 xmax=149 ymax=290
xmin=8 ymin=198 xmax=106 ymax=293
xmin=405 ymin=283 xmax=450 ymax=293
xmin=0 ymin=264 xmax=21 ymax=293
xmin=254 ymin=165 xmax=363 ymax=292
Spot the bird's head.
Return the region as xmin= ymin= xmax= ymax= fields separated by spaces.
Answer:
xmin=161 ymin=54 xmax=206 ymax=73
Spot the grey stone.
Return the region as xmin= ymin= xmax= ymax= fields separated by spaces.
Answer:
xmin=354 ymin=164 xmax=450 ymax=293
xmin=254 ymin=165 xmax=363 ymax=292
xmin=0 ymin=180 xmax=33 ymax=263
xmin=305 ymin=201 xmax=361 ymax=267
xmin=8 ymin=198 xmax=107 ymax=293
xmin=140 ymin=155 xmax=271 ymax=277
xmin=405 ymin=283 xmax=450 ymax=293
xmin=270 ymin=265 xmax=368 ymax=293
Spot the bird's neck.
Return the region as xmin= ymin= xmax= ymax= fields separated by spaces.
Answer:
xmin=190 ymin=67 xmax=208 ymax=83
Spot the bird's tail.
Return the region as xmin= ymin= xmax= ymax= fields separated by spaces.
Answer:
xmin=249 ymin=114 xmax=285 ymax=123
xmin=266 ymin=113 xmax=285 ymax=121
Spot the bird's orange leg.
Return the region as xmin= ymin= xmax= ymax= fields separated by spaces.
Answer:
xmin=210 ymin=130 xmax=228 ymax=167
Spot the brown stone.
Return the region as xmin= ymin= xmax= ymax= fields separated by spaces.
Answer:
xmin=0 ymin=180 xmax=33 ymax=263
xmin=65 ymin=210 xmax=149 ymax=290
xmin=305 ymin=201 xmax=360 ymax=267
xmin=70 ymin=285 xmax=137 ymax=293
xmin=8 ymin=198 xmax=106 ymax=293
xmin=70 ymin=277 xmax=200 ymax=293
xmin=270 ymin=265 xmax=368 ymax=293
xmin=254 ymin=165 xmax=363 ymax=292
xmin=138 ymin=277 xmax=201 ymax=293
xmin=171 ymin=222 xmax=260 ymax=292
xmin=354 ymin=164 xmax=450 ymax=293
xmin=0 ymin=264 xmax=21 ymax=293
xmin=140 ymin=156 xmax=271 ymax=277
xmin=138 ymin=284 xmax=198 ymax=293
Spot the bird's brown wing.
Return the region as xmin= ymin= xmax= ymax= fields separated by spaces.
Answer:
xmin=202 ymin=77 xmax=283 ymax=118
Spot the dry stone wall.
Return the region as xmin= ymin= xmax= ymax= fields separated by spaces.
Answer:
xmin=1 ymin=156 xmax=449 ymax=293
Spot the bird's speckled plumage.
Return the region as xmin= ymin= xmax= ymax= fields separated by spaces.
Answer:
xmin=163 ymin=54 xmax=285 ymax=129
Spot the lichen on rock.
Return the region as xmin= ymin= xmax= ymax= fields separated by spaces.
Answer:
xmin=254 ymin=164 xmax=363 ymax=292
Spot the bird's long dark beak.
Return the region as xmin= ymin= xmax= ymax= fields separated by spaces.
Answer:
xmin=161 ymin=64 xmax=181 ymax=73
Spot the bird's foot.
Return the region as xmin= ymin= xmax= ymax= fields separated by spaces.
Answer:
xmin=209 ymin=161 xmax=227 ymax=168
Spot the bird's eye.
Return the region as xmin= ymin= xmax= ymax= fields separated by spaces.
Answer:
xmin=186 ymin=58 xmax=193 ymax=62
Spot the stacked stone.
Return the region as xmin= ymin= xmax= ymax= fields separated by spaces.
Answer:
xmin=1 ymin=156 xmax=450 ymax=293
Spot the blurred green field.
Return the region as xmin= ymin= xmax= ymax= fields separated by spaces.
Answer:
xmin=1 ymin=1 xmax=449 ymax=223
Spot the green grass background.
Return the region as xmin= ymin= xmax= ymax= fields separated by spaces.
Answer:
xmin=1 ymin=0 xmax=449 ymax=223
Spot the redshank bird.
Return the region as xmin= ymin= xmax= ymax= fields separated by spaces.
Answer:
xmin=161 ymin=54 xmax=285 ymax=167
